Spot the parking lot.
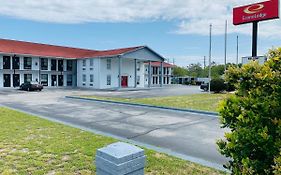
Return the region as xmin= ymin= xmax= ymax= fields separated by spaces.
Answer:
xmin=1 ymin=85 xmax=204 ymax=98
xmin=0 ymin=86 xmax=226 ymax=170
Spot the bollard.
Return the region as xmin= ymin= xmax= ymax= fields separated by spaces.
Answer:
xmin=96 ymin=142 xmax=146 ymax=175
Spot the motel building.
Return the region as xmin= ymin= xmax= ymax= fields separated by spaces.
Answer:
xmin=0 ymin=39 xmax=173 ymax=89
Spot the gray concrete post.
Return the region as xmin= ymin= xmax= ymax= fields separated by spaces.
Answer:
xmin=96 ymin=142 xmax=146 ymax=175
xmin=148 ymin=61 xmax=151 ymax=88
xmin=134 ymin=59 xmax=137 ymax=88
xmin=118 ymin=56 xmax=122 ymax=89
xmin=160 ymin=61 xmax=164 ymax=87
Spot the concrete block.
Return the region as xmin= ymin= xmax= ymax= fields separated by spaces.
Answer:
xmin=96 ymin=142 xmax=146 ymax=175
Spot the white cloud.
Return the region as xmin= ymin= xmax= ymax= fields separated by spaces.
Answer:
xmin=0 ymin=0 xmax=279 ymax=37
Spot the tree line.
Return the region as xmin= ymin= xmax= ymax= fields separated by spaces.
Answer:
xmin=173 ymin=62 xmax=241 ymax=79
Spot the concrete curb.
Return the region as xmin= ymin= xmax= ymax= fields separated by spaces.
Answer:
xmin=65 ymin=96 xmax=219 ymax=117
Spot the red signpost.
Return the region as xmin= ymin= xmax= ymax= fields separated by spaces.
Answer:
xmin=233 ymin=0 xmax=279 ymax=57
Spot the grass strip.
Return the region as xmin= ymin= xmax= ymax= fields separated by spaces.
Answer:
xmin=0 ymin=107 xmax=226 ymax=175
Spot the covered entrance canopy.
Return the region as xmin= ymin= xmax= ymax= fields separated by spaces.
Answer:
xmin=117 ymin=46 xmax=165 ymax=88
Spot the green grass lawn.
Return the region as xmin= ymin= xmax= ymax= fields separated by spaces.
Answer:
xmin=82 ymin=93 xmax=232 ymax=112
xmin=0 ymin=107 xmax=226 ymax=175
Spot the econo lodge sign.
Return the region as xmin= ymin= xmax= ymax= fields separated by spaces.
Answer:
xmin=233 ymin=0 xmax=279 ymax=25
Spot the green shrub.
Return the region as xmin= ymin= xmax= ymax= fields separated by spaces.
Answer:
xmin=217 ymin=48 xmax=281 ymax=175
xmin=225 ymin=82 xmax=235 ymax=92
xmin=210 ymin=78 xmax=225 ymax=93
xmin=274 ymin=151 xmax=281 ymax=174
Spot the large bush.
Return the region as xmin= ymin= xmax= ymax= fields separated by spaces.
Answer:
xmin=217 ymin=48 xmax=281 ymax=175
xmin=210 ymin=78 xmax=226 ymax=93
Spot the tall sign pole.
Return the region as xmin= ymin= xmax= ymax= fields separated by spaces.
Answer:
xmin=233 ymin=0 xmax=279 ymax=58
xmin=252 ymin=22 xmax=258 ymax=57
xmin=208 ymin=24 xmax=212 ymax=94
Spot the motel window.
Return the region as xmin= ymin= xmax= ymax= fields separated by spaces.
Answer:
xmin=24 ymin=74 xmax=32 ymax=83
xmin=153 ymin=67 xmax=158 ymax=75
xmin=82 ymin=74 xmax=86 ymax=82
xmin=12 ymin=56 xmax=20 ymax=69
xmin=90 ymin=59 xmax=94 ymax=67
xmin=41 ymin=74 xmax=48 ymax=86
xmin=67 ymin=74 xmax=72 ymax=86
xmin=82 ymin=60 xmax=86 ymax=67
xmin=58 ymin=60 xmax=64 ymax=71
xmin=3 ymin=56 xmax=11 ymax=69
xmin=107 ymin=75 xmax=111 ymax=85
xmin=40 ymin=58 xmax=48 ymax=70
xmin=106 ymin=59 xmax=111 ymax=70
xmin=167 ymin=68 xmax=170 ymax=75
xmin=90 ymin=74 xmax=94 ymax=83
xmin=67 ymin=60 xmax=73 ymax=71
xmin=51 ymin=59 xmax=57 ymax=71
xmin=24 ymin=57 xmax=32 ymax=70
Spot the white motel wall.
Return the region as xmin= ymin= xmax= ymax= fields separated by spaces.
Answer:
xmin=0 ymin=54 xmax=75 ymax=88
xmin=77 ymin=58 xmax=146 ymax=89
xmin=77 ymin=47 xmax=173 ymax=89
xmin=0 ymin=45 xmax=173 ymax=89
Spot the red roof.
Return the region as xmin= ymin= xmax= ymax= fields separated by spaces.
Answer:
xmin=0 ymin=39 xmax=143 ymax=59
xmin=145 ymin=62 xmax=174 ymax=68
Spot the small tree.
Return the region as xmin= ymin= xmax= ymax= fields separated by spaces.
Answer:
xmin=173 ymin=66 xmax=188 ymax=77
xmin=210 ymin=78 xmax=225 ymax=93
xmin=217 ymin=48 xmax=281 ymax=175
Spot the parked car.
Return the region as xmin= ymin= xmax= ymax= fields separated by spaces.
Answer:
xmin=200 ymin=83 xmax=209 ymax=91
xmin=20 ymin=81 xmax=43 ymax=91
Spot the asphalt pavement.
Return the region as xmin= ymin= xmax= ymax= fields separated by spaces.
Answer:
xmin=0 ymin=87 xmax=228 ymax=170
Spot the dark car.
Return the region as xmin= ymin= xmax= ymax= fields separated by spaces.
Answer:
xmin=20 ymin=81 xmax=43 ymax=91
xmin=200 ymin=83 xmax=209 ymax=91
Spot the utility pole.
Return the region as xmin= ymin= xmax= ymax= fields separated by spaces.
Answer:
xmin=236 ymin=35 xmax=239 ymax=65
xmin=203 ymin=56 xmax=206 ymax=69
xmin=224 ymin=20 xmax=227 ymax=71
xmin=209 ymin=24 xmax=212 ymax=94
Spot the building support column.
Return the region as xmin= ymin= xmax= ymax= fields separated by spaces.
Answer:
xmin=118 ymin=56 xmax=122 ymax=89
xmin=160 ymin=61 xmax=163 ymax=87
xmin=148 ymin=61 xmax=151 ymax=88
xmin=38 ymin=58 xmax=41 ymax=83
xmin=134 ymin=59 xmax=137 ymax=88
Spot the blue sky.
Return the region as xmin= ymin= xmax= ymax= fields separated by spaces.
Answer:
xmin=0 ymin=0 xmax=280 ymax=66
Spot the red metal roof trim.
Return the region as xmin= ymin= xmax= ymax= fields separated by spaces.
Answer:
xmin=0 ymin=39 xmax=143 ymax=59
xmin=145 ymin=62 xmax=174 ymax=68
